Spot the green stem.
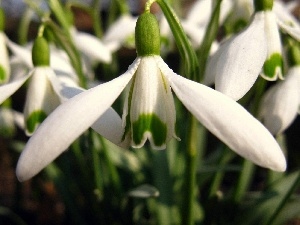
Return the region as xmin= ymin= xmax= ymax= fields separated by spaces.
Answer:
xmin=152 ymin=150 xmax=174 ymax=225
xmin=232 ymin=160 xmax=255 ymax=202
xmin=209 ymin=147 xmax=234 ymax=198
xmin=91 ymin=0 xmax=103 ymax=38
xmin=182 ymin=115 xmax=198 ymax=225
xmin=91 ymin=131 xmax=103 ymax=191
xmin=100 ymin=137 xmax=122 ymax=195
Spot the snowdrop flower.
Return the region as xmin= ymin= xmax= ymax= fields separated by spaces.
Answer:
xmin=259 ymin=44 xmax=300 ymax=135
xmin=0 ymin=37 xmax=77 ymax=135
xmin=103 ymin=14 xmax=138 ymax=52
xmin=273 ymin=1 xmax=300 ymax=42
xmin=259 ymin=66 xmax=300 ymax=135
xmin=16 ymin=12 xmax=286 ymax=181
xmin=186 ymin=0 xmax=233 ymax=29
xmin=205 ymin=0 xmax=284 ymax=101
xmin=70 ymin=27 xmax=112 ymax=64
xmin=0 ymin=9 xmax=10 ymax=84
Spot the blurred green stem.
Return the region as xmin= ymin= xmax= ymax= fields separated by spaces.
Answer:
xmin=232 ymin=160 xmax=255 ymax=202
xmin=182 ymin=115 xmax=198 ymax=225
xmin=265 ymin=171 xmax=300 ymax=225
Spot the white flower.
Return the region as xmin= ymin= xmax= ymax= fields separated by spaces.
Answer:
xmin=273 ymin=1 xmax=300 ymax=42
xmin=259 ymin=66 xmax=300 ymax=135
xmin=205 ymin=6 xmax=284 ymax=101
xmin=70 ymin=27 xmax=112 ymax=64
xmin=186 ymin=0 xmax=233 ymax=29
xmin=0 ymin=38 xmax=78 ymax=135
xmin=103 ymin=14 xmax=138 ymax=52
xmin=16 ymin=54 xmax=286 ymax=181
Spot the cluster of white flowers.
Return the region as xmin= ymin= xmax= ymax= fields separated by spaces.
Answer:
xmin=0 ymin=0 xmax=299 ymax=181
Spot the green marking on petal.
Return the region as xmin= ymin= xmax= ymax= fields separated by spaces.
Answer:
xmin=26 ymin=110 xmax=47 ymax=134
xmin=263 ymin=53 xmax=283 ymax=80
xmin=0 ymin=65 xmax=7 ymax=84
xmin=132 ymin=113 xmax=167 ymax=148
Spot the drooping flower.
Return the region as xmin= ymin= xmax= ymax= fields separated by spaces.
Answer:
xmin=204 ymin=0 xmax=285 ymax=101
xmin=259 ymin=66 xmax=300 ymax=135
xmin=16 ymin=12 xmax=286 ymax=182
xmin=0 ymin=37 xmax=77 ymax=135
xmin=259 ymin=44 xmax=300 ymax=135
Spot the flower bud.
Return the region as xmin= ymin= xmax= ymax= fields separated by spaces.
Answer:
xmin=32 ymin=37 xmax=50 ymax=67
xmin=135 ymin=12 xmax=160 ymax=56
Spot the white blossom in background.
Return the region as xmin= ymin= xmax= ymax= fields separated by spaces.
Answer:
xmin=70 ymin=27 xmax=112 ymax=64
xmin=103 ymin=14 xmax=138 ymax=52
xmin=204 ymin=2 xmax=286 ymax=101
xmin=259 ymin=66 xmax=300 ymax=135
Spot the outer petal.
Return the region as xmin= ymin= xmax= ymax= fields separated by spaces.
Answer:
xmin=0 ymin=71 xmax=32 ymax=105
xmin=259 ymin=67 xmax=300 ymax=134
xmin=163 ymin=70 xmax=286 ymax=171
xmin=70 ymin=28 xmax=112 ymax=63
xmin=16 ymin=59 xmax=139 ymax=181
xmin=215 ymin=12 xmax=267 ymax=101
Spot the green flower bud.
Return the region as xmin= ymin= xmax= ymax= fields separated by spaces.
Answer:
xmin=32 ymin=37 xmax=50 ymax=67
xmin=0 ymin=8 xmax=5 ymax=31
xmin=254 ymin=0 xmax=273 ymax=12
xmin=135 ymin=12 xmax=160 ymax=56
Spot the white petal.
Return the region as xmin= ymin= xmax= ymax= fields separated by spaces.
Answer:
xmin=91 ymin=107 xmax=130 ymax=148
xmin=203 ymin=38 xmax=230 ymax=86
xmin=0 ymin=72 xmax=32 ymax=105
xmin=6 ymin=39 xmax=33 ymax=68
xmin=215 ymin=12 xmax=268 ymax=100
xmin=274 ymin=1 xmax=300 ymax=42
xmin=259 ymin=67 xmax=300 ymax=134
xmin=16 ymin=59 xmax=139 ymax=181
xmin=165 ymin=72 xmax=286 ymax=171
xmin=71 ymin=28 xmax=112 ymax=63
xmin=103 ymin=14 xmax=137 ymax=49
xmin=186 ymin=0 xmax=212 ymax=27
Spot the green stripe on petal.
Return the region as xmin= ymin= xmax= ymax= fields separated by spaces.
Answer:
xmin=26 ymin=110 xmax=47 ymax=135
xmin=262 ymin=53 xmax=284 ymax=80
xmin=0 ymin=65 xmax=7 ymax=84
xmin=132 ymin=113 xmax=167 ymax=149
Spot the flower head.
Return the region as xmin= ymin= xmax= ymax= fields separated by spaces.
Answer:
xmin=205 ymin=0 xmax=286 ymax=101
xmin=16 ymin=11 xmax=286 ymax=181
